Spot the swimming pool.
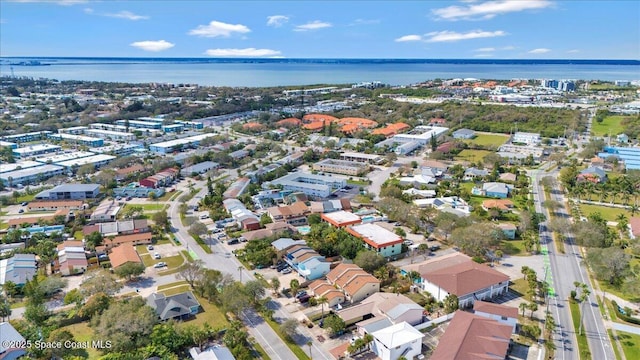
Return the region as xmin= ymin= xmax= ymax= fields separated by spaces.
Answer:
xmin=297 ymin=226 xmax=311 ymax=234
xmin=361 ymin=215 xmax=375 ymax=223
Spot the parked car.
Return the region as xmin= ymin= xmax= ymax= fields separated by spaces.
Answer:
xmin=295 ymin=290 xmax=308 ymax=299
xmin=126 ymin=196 xmax=132 ymax=201
xmin=21 ymin=202 xmax=28 ymax=206
xmin=153 ymin=252 xmax=161 ymax=259
xmin=298 ymin=294 xmax=311 ymax=303
xmin=154 ymin=262 xmax=167 ymax=268
xmin=18 ymin=209 xmax=24 ymax=213
xmin=281 ymin=267 xmax=293 ymax=274
xmin=147 ymin=245 xmax=154 ymax=250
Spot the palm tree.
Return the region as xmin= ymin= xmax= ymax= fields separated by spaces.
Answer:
xmin=318 ymin=296 xmax=328 ymax=322
xmin=528 ymin=302 xmax=538 ymax=320
xmin=631 ymin=204 xmax=640 ymax=216
xmin=290 ymin=279 xmax=300 ymax=301
xmin=519 ymin=302 xmax=528 ymax=317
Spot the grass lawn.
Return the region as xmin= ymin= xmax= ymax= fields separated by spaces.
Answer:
xmin=61 ymin=322 xmax=102 ymax=359
xmin=510 ymin=278 xmax=530 ymax=300
xmin=158 ymin=190 xmax=180 ymax=201
xmin=136 ymin=245 xmax=149 ymax=255
xmin=618 ymin=331 xmax=640 ymax=360
xmin=123 ymin=203 xmax=167 ymax=212
xmin=0 ymin=222 xmax=8 ymax=230
xmin=347 ymin=179 xmax=370 ymax=186
xmin=143 ymin=253 xmax=184 ymax=269
xmin=578 ymin=203 xmax=631 ymax=222
xmin=181 ymin=250 xmax=195 ymax=262
xmin=569 ymin=300 xmax=592 ymax=360
xmin=607 ymin=330 xmax=623 ymax=360
xmin=157 ymin=280 xmax=188 ymax=291
xmin=159 ymin=284 xmax=191 ymax=296
xmin=175 ymin=294 xmax=229 ymax=330
xmin=455 ymin=149 xmax=493 ymax=163
xmin=591 ymin=115 xmax=628 ymax=137
xmin=15 ymin=193 xmax=36 ymax=203
xmin=73 ymin=230 xmax=84 ymax=240
xmin=9 ymin=299 xmax=26 ymax=309
xmin=501 ymin=240 xmax=528 ymax=256
xmin=465 ymin=133 xmax=509 ymax=147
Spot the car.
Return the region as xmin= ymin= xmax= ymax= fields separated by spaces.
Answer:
xmin=227 ymin=239 xmax=239 ymax=245
xmin=295 ymin=290 xmax=307 ymax=299
xmin=21 ymin=202 xmax=28 ymax=206
xmin=430 ymin=245 xmax=441 ymax=251
xmin=281 ymin=267 xmax=293 ymax=274
xmin=403 ymin=240 xmax=414 ymax=246
xmin=147 ymin=245 xmax=154 ymax=250
xmin=126 ymin=196 xmax=132 ymax=201
xmin=154 ymin=262 xmax=167 ymax=268
xmin=239 ymin=237 xmax=247 ymax=242
xmin=277 ymin=264 xmax=288 ymax=272
xmin=116 ymin=196 xmax=121 ymax=200
xmin=98 ymin=254 xmax=108 ymax=260
xmin=18 ymin=209 xmax=24 ymax=213
xmin=298 ymin=294 xmax=311 ymax=303
xmin=153 ymin=252 xmax=161 ymax=259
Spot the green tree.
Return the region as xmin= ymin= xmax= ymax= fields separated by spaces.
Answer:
xmin=64 ymin=289 xmax=84 ymax=307
xmin=260 ymin=212 xmax=273 ymax=226
xmin=586 ymin=247 xmax=630 ymax=285
xmin=354 ymin=251 xmax=387 ymax=273
xmin=244 ymin=280 xmax=266 ymax=305
xmin=323 ymin=314 xmax=346 ymax=336
xmin=270 ymin=277 xmax=281 ymax=296
xmin=80 ymin=269 xmax=123 ymax=296
xmin=443 ymin=294 xmax=459 ymax=313
xmin=85 ymin=231 xmax=104 ymax=250
xmin=114 ymin=262 xmax=146 ymax=280
xmin=78 ymin=292 xmax=111 ymax=319
xmin=92 ymin=297 xmax=158 ymax=353
xmin=280 ymin=319 xmax=299 ymax=342
xmin=290 ymin=279 xmax=300 ymax=300
xmin=177 ymin=260 xmax=205 ymax=289
xmin=152 ymin=210 xmax=170 ymax=231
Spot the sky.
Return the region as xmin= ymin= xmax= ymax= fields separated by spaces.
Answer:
xmin=1 ymin=0 xmax=639 ymax=59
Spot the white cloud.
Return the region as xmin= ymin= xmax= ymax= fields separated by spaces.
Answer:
xmin=349 ymin=18 xmax=381 ymax=26
xmin=474 ymin=47 xmax=496 ymax=52
xmin=204 ymin=48 xmax=282 ymax=57
xmin=104 ymin=11 xmax=149 ymax=21
xmin=425 ymin=30 xmax=506 ymax=42
xmin=567 ymin=49 xmax=580 ymax=53
xmin=189 ymin=21 xmax=251 ymax=38
xmin=130 ymin=40 xmax=175 ymax=52
xmin=502 ymin=45 xmax=516 ymax=50
xmin=529 ymin=48 xmax=551 ymax=54
xmin=266 ymin=15 xmax=289 ymax=27
xmin=395 ymin=34 xmax=423 ymax=42
xmin=83 ymin=7 xmax=93 ymax=13
xmin=294 ymin=20 xmax=332 ymax=32
xmin=432 ymin=0 xmax=554 ymax=21
xmin=474 ymin=53 xmax=494 ymax=57
xmin=8 ymin=0 xmax=88 ymax=5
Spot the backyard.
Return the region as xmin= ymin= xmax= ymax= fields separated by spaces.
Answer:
xmin=578 ymin=203 xmax=631 ymax=222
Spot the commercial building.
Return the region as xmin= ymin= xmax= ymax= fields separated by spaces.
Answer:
xmin=162 ymin=124 xmax=185 ymax=133
xmin=148 ymin=133 xmax=217 ymax=154
xmin=48 ymin=133 xmax=104 ymax=147
xmin=56 ymin=154 xmax=116 ymax=170
xmin=264 ymin=172 xmax=347 ymax=198
xmin=13 ymin=143 xmax=61 ymax=158
xmin=116 ymin=119 xmax=162 ymax=130
xmin=401 ymin=253 xmax=509 ymax=308
xmin=0 ymin=164 xmax=64 ymax=186
xmin=371 ymin=122 xmax=411 ymax=137
xmin=57 ymin=241 xmax=88 ymax=276
xmin=58 ymin=126 xmax=89 ymax=135
xmin=181 ymin=161 xmax=220 ymax=176
xmin=175 ymin=120 xmax=204 ymax=130
xmin=36 ymin=183 xmax=100 ymax=200
xmin=91 ymin=144 xmax=141 ymax=156
xmin=85 ymin=129 xmax=136 ymax=142
xmin=599 ymin=146 xmax=640 ymax=170
xmin=1 ymin=130 xmax=51 ymax=143
xmin=321 ymin=210 xmax=362 ymax=228
xmin=0 ymin=140 xmax=17 ymax=149
xmin=0 ymin=254 xmax=37 ymax=286
xmin=0 ymin=160 xmax=42 ymax=174
xmin=375 ymin=126 xmax=449 ymax=155
xmin=27 ymin=200 xmax=85 ymax=212
xmin=312 ymin=158 xmax=369 ymax=176
xmin=347 ymin=223 xmax=403 ymax=257
xmin=452 ymin=128 xmax=476 ymax=139
xmin=340 ymin=152 xmax=384 ymax=164
xmin=113 ymin=186 xmax=165 ymax=198
xmin=512 ymin=132 xmax=541 ymax=145
xmin=34 ymin=151 xmax=96 ymax=165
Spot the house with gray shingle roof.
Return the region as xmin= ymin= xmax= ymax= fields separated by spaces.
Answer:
xmin=147 ymin=291 xmax=201 ymax=321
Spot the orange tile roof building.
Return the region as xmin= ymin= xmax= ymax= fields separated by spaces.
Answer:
xmin=430 ymin=310 xmax=512 ymax=360
xmin=276 ymin=118 xmax=302 ymax=127
xmin=108 ymin=244 xmax=142 ymax=269
xmin=372 ymin=122 xmax=411 ymax=137
xmin=481 ymin=199 xmax=514 ymax=212
xmin=312 ymin=263 xmax=380 ymax=304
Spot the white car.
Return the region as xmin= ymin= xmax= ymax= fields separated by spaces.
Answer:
xmin=154 ymin=262 xmax=167 ymax=268
xmin=153 ymin=252 xmax=161 ymax=259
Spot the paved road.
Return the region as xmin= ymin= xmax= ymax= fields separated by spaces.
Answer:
xmin=530 ymin=166 xmax=615 ymax=360
xmin=168 ymin=181 xmax=337 ymax=360
xmin=611 ymin=322 xmax=640 ymax=336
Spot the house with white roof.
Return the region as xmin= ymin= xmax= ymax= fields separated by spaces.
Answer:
xmin=413 ymin=196 xmax=472 ymax=217
xmin=346 ymin=223 xmax=403 ymax=258
xmin=370 ymin=322 xmax=424 ymax=360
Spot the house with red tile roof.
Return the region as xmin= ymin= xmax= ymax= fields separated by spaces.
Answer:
xmin=401 ymin=253 xmax=510 ymax=308
xmin=430 ymin=310 xmax=512 ymax=360
xmin=629 ymin=217 xmax=640 ymax=239
xmin=372 ymin=122 xmax=411 ymax=137
xmin=242 ymin=122 xmax=266 ymax=132
xmin=303 ymin=121 xmax=326 ymax=131
xmin=302 ymin=114 xmax=338 ymax=123
xmin=321 ymin=263 xmax=380 ymax=303
xmin=481 ymin=199 xmax=514 ymax=212
xmin=473 ymin=300 xmax=518 ymax=333
xmin=429 ymin=118 xmax=447 ymax=125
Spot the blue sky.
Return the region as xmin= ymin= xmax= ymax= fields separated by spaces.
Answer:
xmin=1 ymin=0 xmax=638 ymax=59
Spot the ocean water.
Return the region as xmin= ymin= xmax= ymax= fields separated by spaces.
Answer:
xmin=0 ymin=58 xmax=638 ymax=87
